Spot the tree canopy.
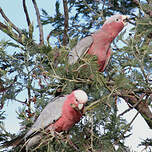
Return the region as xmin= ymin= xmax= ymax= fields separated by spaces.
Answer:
xmin=0 ymin=0 xmax=152 ymax=151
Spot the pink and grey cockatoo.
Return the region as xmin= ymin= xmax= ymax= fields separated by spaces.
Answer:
xmin=3 ymin=90 xmax=88 ymax=150
xmin=68 ymin=14 xmax=128 ymax=72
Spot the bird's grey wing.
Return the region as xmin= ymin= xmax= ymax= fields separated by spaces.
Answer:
xmin=68 ymin=35 xmax=93 ymax=64
xmin=24 ymin=95 xmax=67 ymax=139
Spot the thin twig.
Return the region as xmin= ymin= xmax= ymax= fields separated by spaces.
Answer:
xmin=100 ymin=0 xmax=106 ymax=20
xmin=0 ymin=124 xmax=12 ymax=136
xmin=66 ymin=135 xmax=80 ymax=152
xmin=114 ymin=111 xmax=139 ymax=145
xmin=47 ymin=31 xmax=52 ymax=43
xmin=83 ymin=0 xmax=100 ymax=16
xmin=15 ymin=98 xmax=27 ymax=104
xmin=90 ymin=115 xmax=94 ymax=151
xmin=99 ymin=74 xmax=112 ymax=92
xmin=133 ymin=43 xmax=149 ymax=86
xmin=32 ymin=0 xmax=44 ymax=45
xmin=84 ymin=98 xmax=104 ymax=113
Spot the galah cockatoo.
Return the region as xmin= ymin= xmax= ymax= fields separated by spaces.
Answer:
xmin=68 ymin=14 xmax=128 ymax=72
xmin=3 ymin=90 xmax=88 ymax=150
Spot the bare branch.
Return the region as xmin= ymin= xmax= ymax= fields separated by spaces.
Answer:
xmin=0 ymin=7 xmax=22 ymax=36
xmin=22 ymin=0 xmax=31 ymax=27
xmin=62 ymin=0 xmax=69 ymax=46
xmin=23 ymin=0 xmax=33 ymax=39
xmin=0 ymin=8 xmax=38 ymax=46
xmin=32 ymin=0 xmax=44 ymax=45
xmin=15 ymin=98 xmax=27 ymax=104
xmin=0 ymin=21 xmax=38 ymax=47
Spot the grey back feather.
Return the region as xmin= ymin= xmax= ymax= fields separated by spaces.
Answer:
xmin=24 ymin=95 xmax=67 ymax=139
xmin=68 ymin=36 xmax=93 ymax=64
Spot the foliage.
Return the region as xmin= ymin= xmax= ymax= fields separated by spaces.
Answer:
xmin=0 ymin=0 xmax=152 ymax=151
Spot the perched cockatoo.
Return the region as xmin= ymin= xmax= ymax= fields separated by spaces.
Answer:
xmin=68 ymin=14 xmax=128 ymax=72
xmin=2 ymin=90 xmax=88 ymax=151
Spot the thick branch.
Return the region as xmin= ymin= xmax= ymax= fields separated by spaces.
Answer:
xmin=0 ymin=7 xmax=22 ymax=36
xmin=118 ymin=91 xmax=152 ymax=129
xmin=32 ymin=0 xmax=44 ymax=45
xmin=62 ymin=0 xmax=69 ymax=46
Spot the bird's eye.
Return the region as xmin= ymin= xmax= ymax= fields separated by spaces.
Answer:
xmin=116 ymin=18 xmax=120 ymax=22
xmin=76 ymin=98 xmax=79 ymax=102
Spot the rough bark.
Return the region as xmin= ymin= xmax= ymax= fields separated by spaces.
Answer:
xmin=118 ymin=90 xmax=152 ymax=129
xmin=62 ymin=0 xmax=69 ymax=46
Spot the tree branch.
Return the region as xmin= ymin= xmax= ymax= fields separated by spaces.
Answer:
xmin=118 ymin=93 xmax=145 ymax=117
xmin=32 ymin=0 xmax=44 ymax=45
xmin=115 ymin=111 xmax=139 ymax=145
xmin=62 ymin=0 xmax=69 ymax=46
xmin=0 ymin=7 xmax=22 ymax=36
xmin=47 ymin=30 xmax=52 ymax=43
xmin=22 ymin=0 xmax=33 ymax=39
xmin=118 ymin=91 xmax=152 ymax=129
xmin=0 ymin=22 xmax=23 ymax=45
xmin=22 ymin=0 xmax=31 ymax=27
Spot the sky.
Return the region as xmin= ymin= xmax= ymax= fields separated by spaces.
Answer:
xmin=0 ymin=0 xmax=152 ymax=151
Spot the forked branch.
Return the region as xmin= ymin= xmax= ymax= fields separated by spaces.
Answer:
xmin=0 ymin=21 xmax=23 ymax=45
xmin=0 ymin=7 xmax=22 ymax=36
xmin=118 ymin=91 xmax=152 ymax=129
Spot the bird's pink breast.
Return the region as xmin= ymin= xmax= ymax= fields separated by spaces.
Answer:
xmin=87 ymin=21 xmax=124 ymax=71
xmin=87 ymin=30 xmax=111 ymax=71
xmin=52 ymin=112 xmax=82 ymax=132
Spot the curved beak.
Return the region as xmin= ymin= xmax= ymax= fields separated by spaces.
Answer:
xmin=71 ymin=103 xmax=84 ymax=111
xmin=122 ymin=15 xmax=129 ymax=26
xmin=78 ymin=104 xmax=84 ymax=110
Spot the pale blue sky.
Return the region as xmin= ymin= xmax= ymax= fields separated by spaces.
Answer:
xmin=0 ymin=1 xmax=152 ymax=151
xmin=0 ymin=0 xmax=57 ymax=44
